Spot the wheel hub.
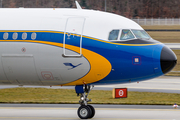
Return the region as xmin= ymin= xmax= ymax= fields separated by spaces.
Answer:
xmin=80 ymin=108 xmax=88 ymax=117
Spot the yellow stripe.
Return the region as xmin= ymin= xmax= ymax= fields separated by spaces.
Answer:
xmin=83 ymin=35 xmax=162 ymax=46
xmin=0 ymin=30 xmax=161 ymax=46
xmin=0 ymin=40 xmax=112 ymax=85
xmin=62 ymin=44 xmax=112 ymax=86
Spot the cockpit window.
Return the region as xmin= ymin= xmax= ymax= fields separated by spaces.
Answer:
xmin=131 ymin=30 xmax=151 ymax=40
xmin=108 ymin=30 xmax=119 ymax=40
xmin=120 ymin=29 xmax=135 ymax=40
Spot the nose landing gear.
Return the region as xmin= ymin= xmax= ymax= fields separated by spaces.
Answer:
xmin=75 ymin=85 xmax=95 ymax=119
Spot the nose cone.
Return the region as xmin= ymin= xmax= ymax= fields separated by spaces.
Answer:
xmin=161 ymin=46 xmax=177 ymax=74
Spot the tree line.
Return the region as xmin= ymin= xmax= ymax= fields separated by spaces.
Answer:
xmin=1 ymin=0 xmax=180 ymax=18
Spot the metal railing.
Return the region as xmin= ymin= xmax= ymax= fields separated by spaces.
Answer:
xmin=132 ymin=18 xmax=180 ymax=25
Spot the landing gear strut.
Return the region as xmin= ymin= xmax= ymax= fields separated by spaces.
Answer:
xmin=75 ymin=85 xmax=95 ymax=119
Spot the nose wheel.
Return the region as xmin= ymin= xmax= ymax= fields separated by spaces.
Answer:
xmin=87 ymin=105 xmax=95 ymax=118
xmin=76 ymin=85 xmax=95 ymax=119
xmin=77 ymin=105 xmax=95 ymax=119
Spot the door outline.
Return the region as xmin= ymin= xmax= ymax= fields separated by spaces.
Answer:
xmin=63 ymin=17 xmax=85 ymax=57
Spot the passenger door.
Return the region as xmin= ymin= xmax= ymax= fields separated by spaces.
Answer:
xmin=63 ymin=17 xmax=85 ymax=57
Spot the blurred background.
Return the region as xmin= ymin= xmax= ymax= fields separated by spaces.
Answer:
xmin=1 ymin=0 xmax=180 ymax=18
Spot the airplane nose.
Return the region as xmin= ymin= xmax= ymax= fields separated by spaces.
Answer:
xmin=160 ymin=46 xmax=177 ymax=74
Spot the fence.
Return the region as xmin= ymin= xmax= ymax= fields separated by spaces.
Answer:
xmin=132 ymin=18 xmax=180 ymax=25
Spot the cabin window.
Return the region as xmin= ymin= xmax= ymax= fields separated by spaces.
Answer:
xmin=131 ymin=30 xmax=150 ymax=40
xmin=22 ymin=32 xmax=27 ymax=40
xmin=31 ymin=32 xmax=37 ymax=40
xmin=3 ymin=33 xmax=8 ymax=40
xmin=108 ymin=30 xmax=119 ymax=40
xmin=120 ymin=29 xmax=135 ymax=40
xmin=13 ymin=32 xmax=18 ymax=40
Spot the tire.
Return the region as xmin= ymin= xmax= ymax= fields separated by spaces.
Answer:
xmin=87 ymin=105 xmax=95 ymax=118
xmin=77 ymin=105 xmax=92 ymax=119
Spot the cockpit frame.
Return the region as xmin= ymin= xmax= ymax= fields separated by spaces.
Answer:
xmin=108 ymin=29 xmax=151 ymax=41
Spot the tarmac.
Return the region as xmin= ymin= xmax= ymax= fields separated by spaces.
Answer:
xmin=1 ymin=76 xmax=179 ymax=93
xmin=165 ymin=43 xmax=180 ymax=50
xmin=0 ymin=104 xmax=179 ymax=120
xmin=0 ymin=76 xmax=180 ymax=120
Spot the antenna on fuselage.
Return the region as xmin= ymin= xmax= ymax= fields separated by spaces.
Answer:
xmin=75 ymin=1 xmax=82 ymax=9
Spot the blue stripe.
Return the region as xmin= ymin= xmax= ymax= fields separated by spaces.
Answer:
xmin=0 ymin=31 xmax=164 ymax=85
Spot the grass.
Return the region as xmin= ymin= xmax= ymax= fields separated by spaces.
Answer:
xmin=166 ymin=72 xmax=180 ymax=76
xmin=141 ymin=25 xmax=180 ymax=43
xmin=142 ymin=25 xmax=180 ymax=30
xmin=147 ymin=32 xmax=180 ymax=43
xmin=0 ymin=88 xmax=180 ymax=105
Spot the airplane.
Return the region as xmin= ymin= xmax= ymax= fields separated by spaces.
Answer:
xmin=0 ymin=1 xmax=177 ymax=119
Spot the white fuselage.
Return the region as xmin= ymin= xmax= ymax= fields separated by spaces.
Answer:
xmin=0 ymin=8 xmax=143 ymax=86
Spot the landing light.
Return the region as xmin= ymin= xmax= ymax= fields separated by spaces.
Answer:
xmin=80 ymin=97 xmax=84 ymax=101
